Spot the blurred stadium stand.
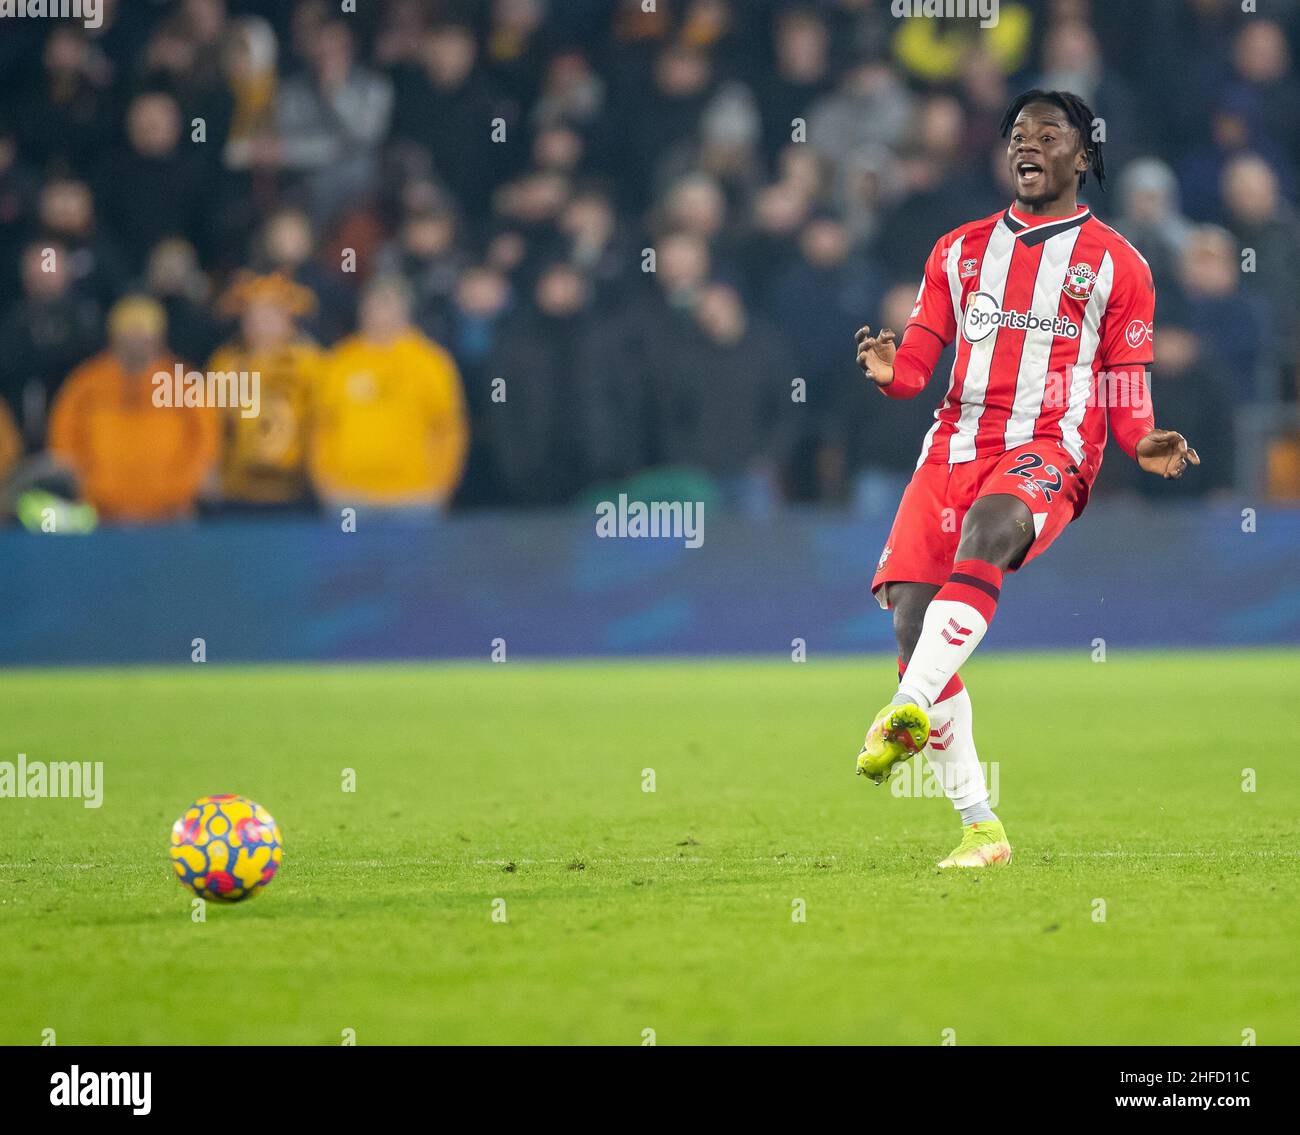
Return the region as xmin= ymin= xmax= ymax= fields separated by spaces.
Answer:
xmin=1 ymin=0 xmax=1299 ymax=659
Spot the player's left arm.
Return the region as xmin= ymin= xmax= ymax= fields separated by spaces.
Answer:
xmin=1099 ymin=250 xmax=1201 ymax=479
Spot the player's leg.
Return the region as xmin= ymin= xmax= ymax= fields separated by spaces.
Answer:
xmin=890 ymin=580 xmax=939 ymax=667
xmin=888 ymin=441 xmax=1085 ymax=867
xmin=856 ymin=582 xmax=935 ymax=782
xmin=930 ymin=679 xmax=1010 ymax=867
xmin=857 ymin=462 xmax=956 ymax=785
xmin=896 ymin=436 xmax=1086 ymax=710
xmin=888 ymin=495 xmax=1019 ymax=863
xmin=892 ymin=582 xmax=998 ymax=844
xmin=893 ymin=492 xmax=1032 ymax=710
xmin=877 ymin=493 xmax=1030 ymax=867
xmin=865 ymin=575 xmax=1007 ymax=866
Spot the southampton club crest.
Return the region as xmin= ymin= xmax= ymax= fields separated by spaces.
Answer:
xmin=1062 ymin=262 xmax=1097 ymax=300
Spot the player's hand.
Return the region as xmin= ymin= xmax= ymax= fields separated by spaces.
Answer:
xmin=855 ymin=325 xmax=896 ymax=387
xmin=1136 ymin=428 xmax=1201 ymax=479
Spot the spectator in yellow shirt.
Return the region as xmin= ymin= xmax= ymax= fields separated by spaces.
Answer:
xmin=311 ymin=276 xmax=468 ymax=512
xmin=210 ymin=272 xmax=323 ymax=509
xmin=48 ymin=297 xmax=218 ymax=524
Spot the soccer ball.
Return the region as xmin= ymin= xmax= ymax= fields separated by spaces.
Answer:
xmin=169 ymin=794 xmax=283 ymax=902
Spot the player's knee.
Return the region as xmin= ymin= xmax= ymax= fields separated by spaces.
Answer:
xmin=955 ymin=522 xmax=1007 ymax=565
xmin=957 ymin=501 xmax=1032 ymax=568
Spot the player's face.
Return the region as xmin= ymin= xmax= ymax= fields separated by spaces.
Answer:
xmin=1007 ymin=105 xmax=1087 ymax=209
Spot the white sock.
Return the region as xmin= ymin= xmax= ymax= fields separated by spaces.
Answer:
xmin=922 ymin=686 xmax=989 ymax=812
xmin=897 ymin=599 xmax=990 ymax=709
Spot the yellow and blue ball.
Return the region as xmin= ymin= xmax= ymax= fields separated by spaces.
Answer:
xmin=169 ymin=794 xmax=283 ymax=902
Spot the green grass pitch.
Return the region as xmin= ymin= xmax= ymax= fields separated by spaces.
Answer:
xmin=1 ymin=650 xmax=1297 ymax=1046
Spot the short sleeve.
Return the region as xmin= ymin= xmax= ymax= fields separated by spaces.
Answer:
xmin=1098 ymin=250 xmax=1154 ymax=369
xmin=905 ymin=237 xmax=959 ymax=349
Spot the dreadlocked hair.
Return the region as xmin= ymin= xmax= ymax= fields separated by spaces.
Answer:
xmin=999 ymin=89 xmax=1106 ymax=193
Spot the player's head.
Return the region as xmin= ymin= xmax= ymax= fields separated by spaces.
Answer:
xmin=999 ymin=89 xmax=1105 ymax=207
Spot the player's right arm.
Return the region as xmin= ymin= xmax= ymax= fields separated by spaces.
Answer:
xmin=855 ymin=235 xmax=957 ymax=399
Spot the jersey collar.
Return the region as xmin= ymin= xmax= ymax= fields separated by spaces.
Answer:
xmin=1002 ymin=203 xmax=1091 ymax=246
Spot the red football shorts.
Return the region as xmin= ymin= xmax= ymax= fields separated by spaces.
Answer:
xmin=871 ymin=440 xmax=1089 ymax=608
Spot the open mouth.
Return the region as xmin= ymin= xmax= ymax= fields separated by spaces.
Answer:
xmin=1016 ymin=161 xmax=1044 ymax=186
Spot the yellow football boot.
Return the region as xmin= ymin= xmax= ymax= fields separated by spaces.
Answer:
xmin=855 ymin=702 xmax=929 ymax=784
xmin=937 ymin=820 xmax=1013 ymax=869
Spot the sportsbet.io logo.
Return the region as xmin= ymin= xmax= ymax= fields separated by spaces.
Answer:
xmin=961 ymin=291 xmax=1080 ymax=344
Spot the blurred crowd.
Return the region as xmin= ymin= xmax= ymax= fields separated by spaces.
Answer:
xmin=1 ymin=0 xmax=1299 ymax=526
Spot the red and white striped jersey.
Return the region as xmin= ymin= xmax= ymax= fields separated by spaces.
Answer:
xmin=900 ymin=203 xmax=1154 ymax=483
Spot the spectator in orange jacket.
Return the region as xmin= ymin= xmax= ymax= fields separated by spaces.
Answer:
xmin=48 ymin=296 xmax=219 ymax=523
